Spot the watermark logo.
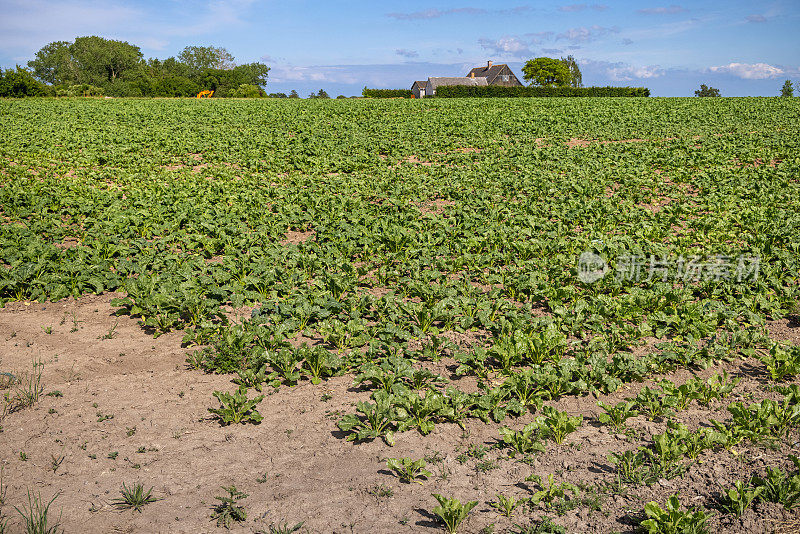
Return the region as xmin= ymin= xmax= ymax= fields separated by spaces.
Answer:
xmin=577 ymin=251 xmax=608 ymax=283
xmin=577 ymin=252 xmax=760 ymax=284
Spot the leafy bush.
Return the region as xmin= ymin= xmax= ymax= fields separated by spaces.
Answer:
xmin=230 ymin=84 xmax=264 ymax=98
xmin=0 ymin=67 xmax=49 ymax=98
xmin=435 ymin=85 xmax=650 ymax=98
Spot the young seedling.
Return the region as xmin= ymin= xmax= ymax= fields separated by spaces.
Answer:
xmin=499 ymin=422 xmax=545 ymax=457
xmin=337 ymin=390 xmax=397 ymax=445
xmin=208 ymin=386 xmax=264 ymax=425
xmin=489 ymin=493 xmax=526 ymax=518
xmin=211 ymin=486 xmax=248 ymax=529
xmin=112 ymin=482 xmax=158 ymax=512
xmin=597 ymin=400 xmax=638 ymax=431
xmin=640 ymin=494 xmax=708 ymax=534
xmin=750 ymin=456 xmax=800 ymax=510
xmin=431 ymin=494 xmax=478 ymax=534
xmin=233 ymin=365 xmax=267 ymax=392
xmin=720 ymin=480 xmax=763 ymax=517
xmin=525 ymin=474 xmax=578 ymax=508
xmin=386 ymin=457 xmax=432 ymax=484
xmin=535 ymin=406 xmax=582 ymax=445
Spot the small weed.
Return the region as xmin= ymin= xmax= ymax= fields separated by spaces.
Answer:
xmin=13 ymin=490 xmax=63 ymax=534
xmin=112 ymin=482 xmax=158 ymax=512
xmin=19 ymin=451 xmax=28 ymax=461
xmin=108 ymin=452 xmax=119 ymax=460
xmin=264 ymin=522 xmax=304 ymax=534
xmin=126 ymin=426 xmax=137 ymax=437
xmin=367 ymin=484 xmax=394 ymax=499
xmin=211 ymin=486 xmax=248 ymax=529
xmin=99 ymin=320 xmax=119 ymax=340
xmin=50 ymin=454 xmax=65 ymax=473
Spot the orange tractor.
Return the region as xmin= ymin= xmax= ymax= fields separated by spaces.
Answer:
xmin=196 ymin=90 xmax=214 ymax=99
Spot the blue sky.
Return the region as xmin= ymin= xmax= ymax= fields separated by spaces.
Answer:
xmin=1 ymin=0 xmax=798 ymax=96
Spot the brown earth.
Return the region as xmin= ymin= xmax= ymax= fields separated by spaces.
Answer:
xmin=0 ymin=295 xmax=799 ymax=533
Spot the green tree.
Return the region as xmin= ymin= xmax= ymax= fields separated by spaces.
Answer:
xmin=69 ymin=36 xmax=143 ymax=84
xmin=522 ymin=57 xmax=571 ymax=87
xmin=178 ymin=46 xmax=235 ymax=71
xmin=288 ymin=89 xmax=300 ymax=98
xmin=316 ymin=89 xmax=330 ymax=99
xmin=694 ymin=84 xmax=721 ymax=97
xmin=560 ymin=55 xmax=583 ymax=88
xmin=781 ymin=80 xmax=794 ymax=97
xmin=27 ymin=41 xmax=76 ymax=85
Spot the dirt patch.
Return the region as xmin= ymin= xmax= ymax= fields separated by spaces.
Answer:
xmin=0 ymin=294 xmax=799 ymax=533
xmin=54 ymin=237 xmax=81 ymax=249
xmin=566 ymin=138 xmax=647 ymax=148
xmin=281 ymin=230 xmax=315 ymax=246
xmin=768 ymin=318 xmax=800 ymax=345
xmin=417 ymin=199 xmax=456 ymax=215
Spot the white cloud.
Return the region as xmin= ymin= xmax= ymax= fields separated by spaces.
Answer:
xmin=709 ymin=62 xmax=784 ymax=79
xmin=395 ymin=48 xmax=419 ymax=59
xmin=268 ymin=65 xmax=361 ymax=84
xmin=556 ymin=25 xmax=618 ymax=43
xmin=478 ymin=36 xmax=533 ymax=58
xmin=745 ymin=14 xmax=767 ymax=23
xmin=558 ymin=4 xmax=608 ymax=12
xmin=607 ymin=64 xmax=665 ymax=81
xmin=637 ymin=5 xmax=686 ymax=15
xmin=387 ymin=6 xmax=532 ymax=20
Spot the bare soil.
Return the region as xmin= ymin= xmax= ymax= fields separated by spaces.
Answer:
xmin=1 ymin=296 xmax=799 ymax=533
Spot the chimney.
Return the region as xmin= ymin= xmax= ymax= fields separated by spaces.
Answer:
xmin=487 ymin=60 xmax=493 ymax=69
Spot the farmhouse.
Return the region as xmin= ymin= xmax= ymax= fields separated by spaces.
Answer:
xmin=465 ymin=61 xmax=523 ymax=87
xmin=412 ymin=61 xmax=522 ymax=98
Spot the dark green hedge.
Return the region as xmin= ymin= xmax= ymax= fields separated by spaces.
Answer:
xmin=435 ymin=85 xmax=650 ymax=98
xmin=362 ymin=88 xmax=413 ymax=98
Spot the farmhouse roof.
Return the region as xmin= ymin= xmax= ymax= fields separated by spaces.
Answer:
xmin=466 ymin=64 xmax=510 ymax=83
xmin=413 ymin=80 xmax=428 ymax=88
xmin=428 ymin=77 xmax=488 ymax=90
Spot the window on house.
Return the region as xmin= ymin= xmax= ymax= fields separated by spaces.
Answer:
xmin=501 ymin=75 xmax=510 ymax=82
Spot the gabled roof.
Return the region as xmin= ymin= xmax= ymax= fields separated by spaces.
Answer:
xmin=412 ymin=80 xmax=428 ymax=88
xmin=428 ymin=77 xmax=488 ymax=90
xmin=466 ymin=64 xmax=512 ymax=83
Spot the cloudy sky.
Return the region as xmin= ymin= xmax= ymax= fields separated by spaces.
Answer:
xmin=1 ymin=0 xmax=797 ymax=96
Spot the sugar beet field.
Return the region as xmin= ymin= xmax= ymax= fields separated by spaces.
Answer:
xmin=1 ymin=97 xmax=800 ymax=534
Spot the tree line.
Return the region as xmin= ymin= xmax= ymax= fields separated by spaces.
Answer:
xmin=1 ymin=36 xmax=270 ymax=97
